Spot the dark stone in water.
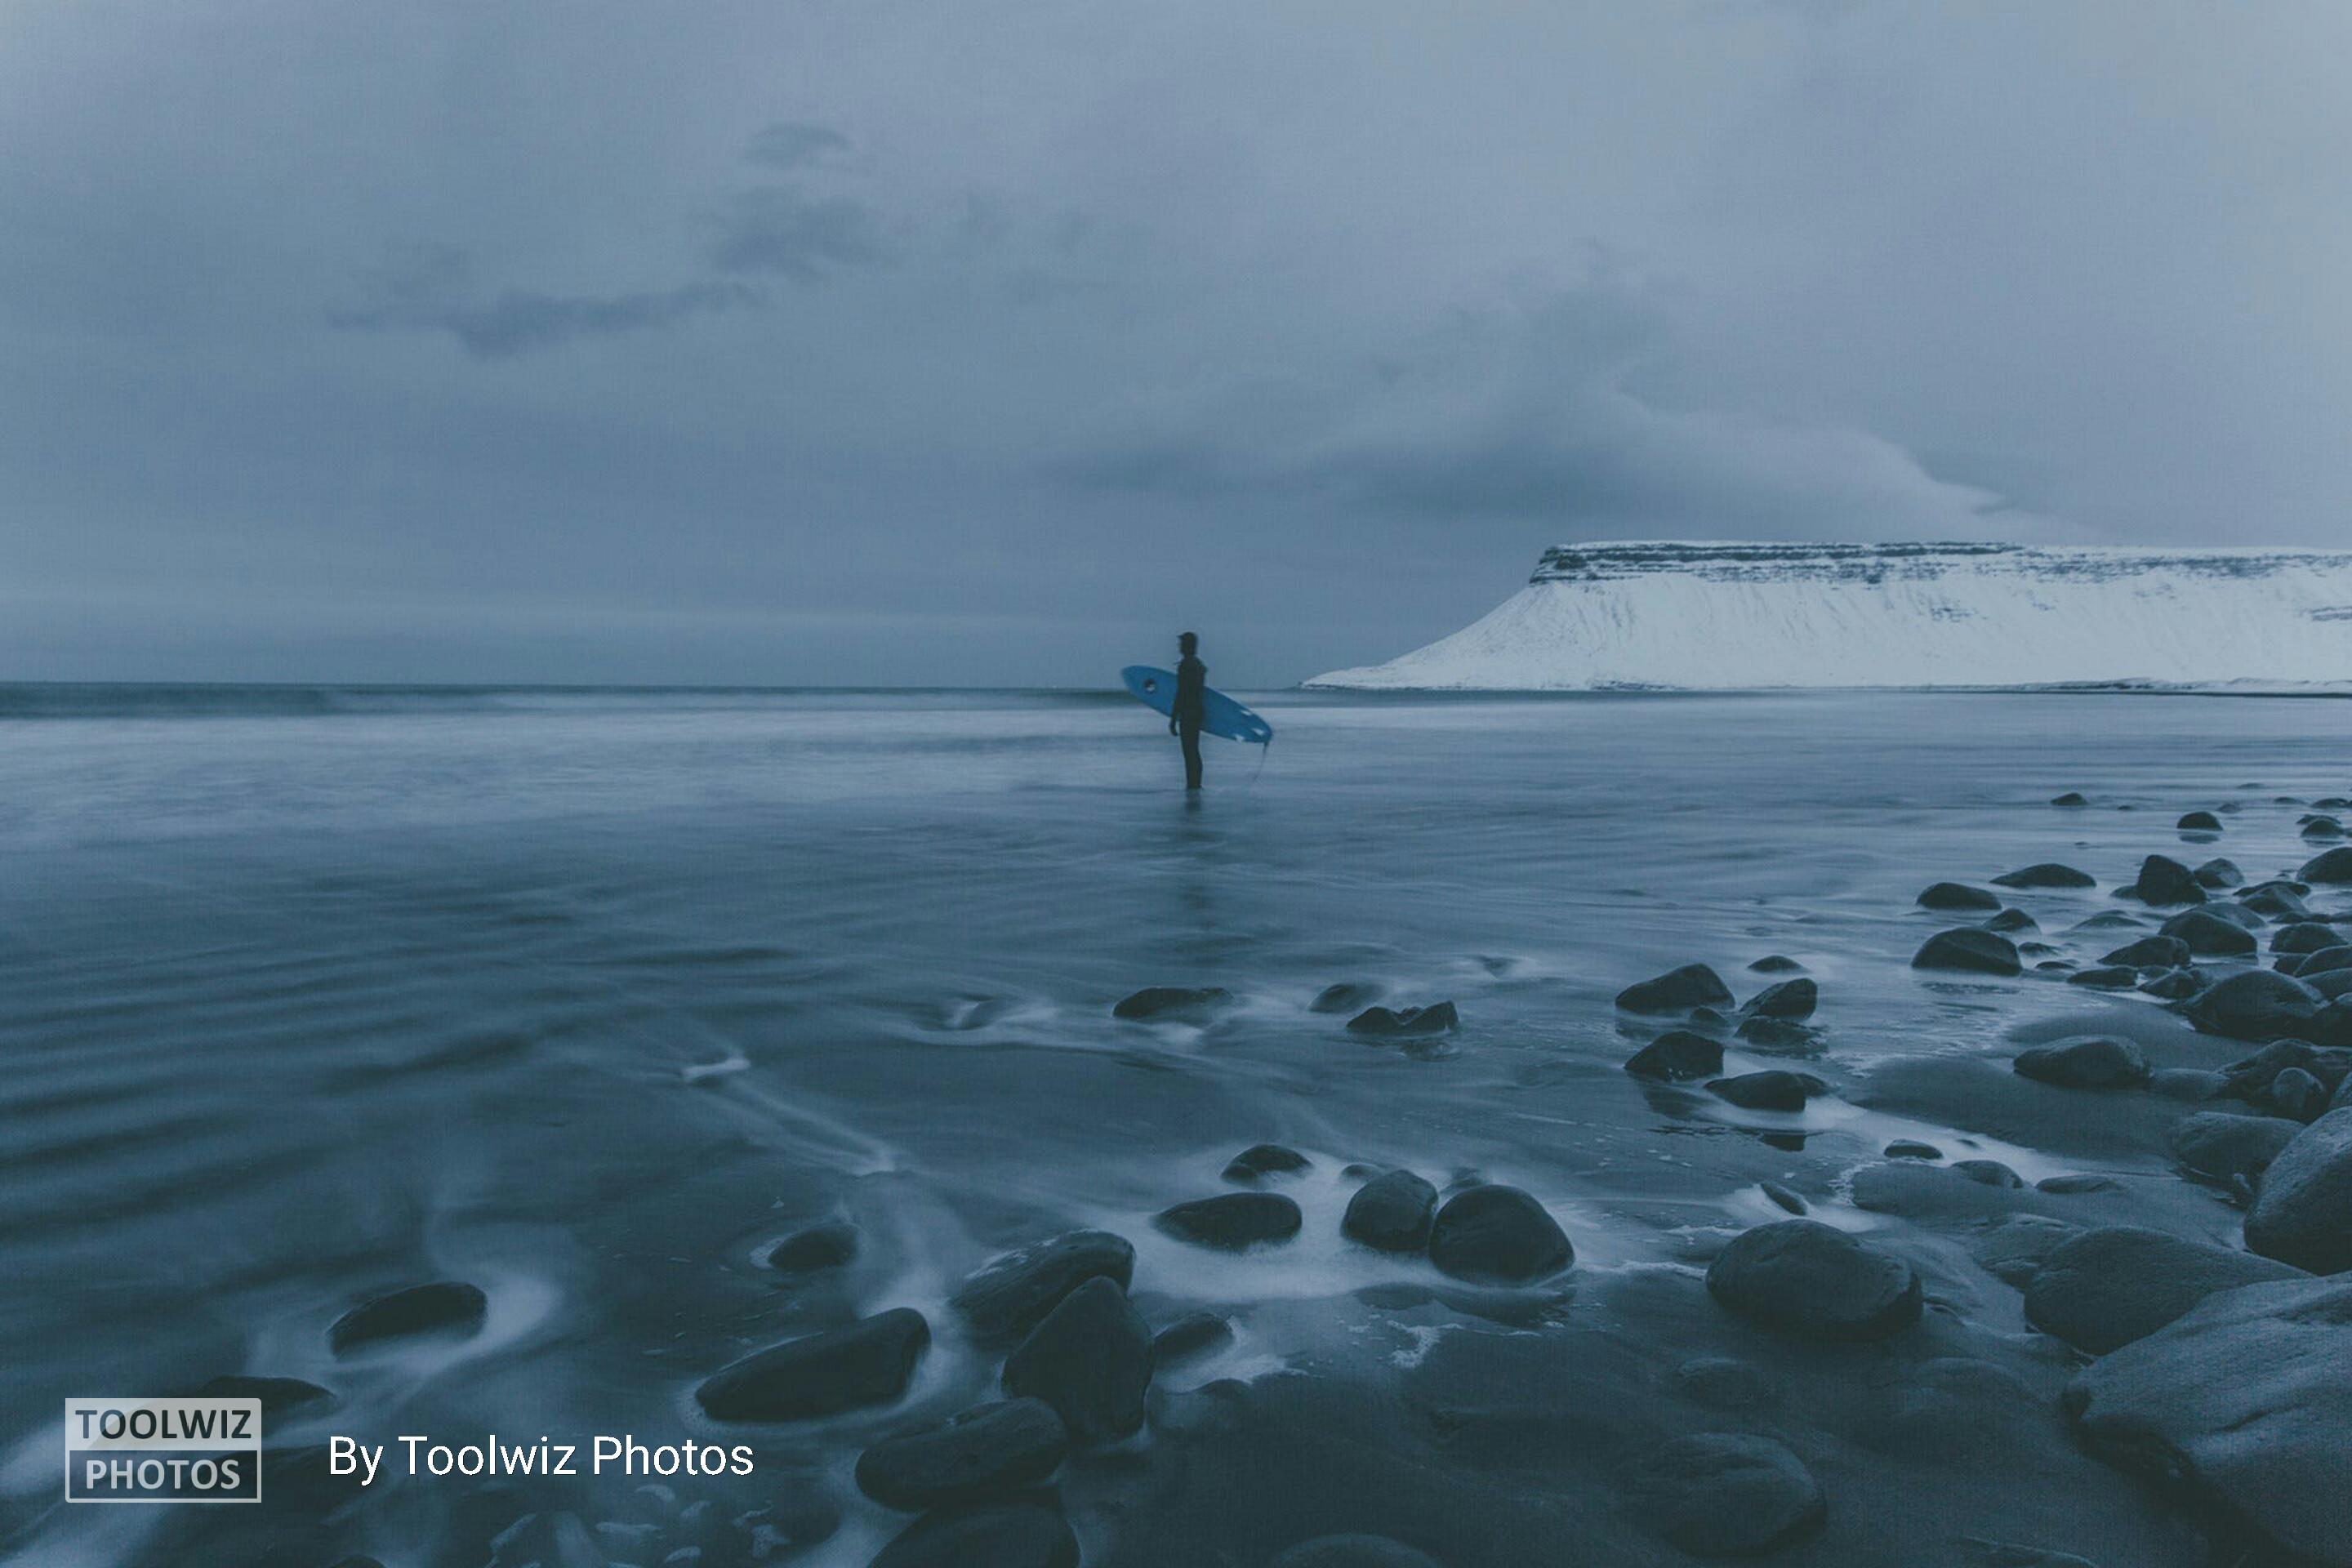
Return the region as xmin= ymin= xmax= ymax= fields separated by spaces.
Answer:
xmin=1615 ymin=964 xmax=1734 ymax=1014
xmin=1688 ymin=1004 xmax=1730 ymax=1027
xmin=1759 ymin=1181 xmax=1807 ymax=1215
xmin=1911 ymin=928 xmax=2021 ymax=976
xmin=1152 ymin=1312 xmax=1233 ymax=1364
xmin=1001 ymin=1276 xmax=1152 ymax=1446
xmin=2291 ymin=946 xmax=2352 ymax=979
xmin=1740 ymin=977 xmax=1816 ymax=1021
xmin=1342 ymin=1169 xmax=1438 ymax=1253
xmin=1269 ymin=1537 xmax=1444 ymax=1568
xmin=1222 ymin=1143 xmax=1312 ymax=1183
xmin=2274 ymin=921 xmax=2344 ymax=956
xmin=1309 ymin=982 xmax=1381 ymax=1013
xmin=2051 ymin=791 xmax=2088 ymax=806
xmin=1732 ymin=1015 xmax=1823 ymax=1054
xmin=2300 ymin=845 xmax=2352 ymax=883
xmin=1346 ymin=1002 xmax=1457 ymax=1037
xmin=1883 ymin=1139 xmax=1942 ymax=1160
xmin=2273 ymin=1067 xmax=2331 ymax=1120
xmin=2101 ymin=934 xmax=2189 ymax=969
xmin=2065 ymin=1276 xmax=2352 ymax=1568
xmin=2037 ymin=1174 xmax=2118 ymax=1194
xmin=2243 ymin=882 xmax=2316 ymax=920
xmin=2160 ymin=909 xmax=2257 ymax=958
xmin=1982 ymin=907 xmax=2038 ymax=933
xmin=1748 ymin=955 xmax=1804 ymax=973
xmin=2071 ymin=909 xmax=2147 ymax=931
xmin=1619 ymin=1432 xmax=1825 ymax=1557
xmin=2169 ymin=1111 xmax=2298 ymax=1183
xmin=2246 ymin=1107 xmax=2352 ymax=1272
xmin=2011 ymin=1036 xmax=2150 ymax=1090
xmin=1993 ymin=862 xmax=2096 ymax=889
xmin=1704 ymin=1219 xmax=1921 ymax=1340
xmin=854 ymin=1398 xmax=1067 ymax=1511
xmin=327 ymin=1281 xmax=487 ymax=1356
xmin=2025 ymin=1226 xmax=2305 ymax=1355
xmin=1919 ymin=880 xmax=2001 ymax=911
xmin=2176 ymin=810 xmax=2222 ymax=833
xmin=951 ymin=1230 xmax=1135 ymax=1343
xmin=2185 ymin=969 xmax=2324 ymax=1041
xmin=2195 ymin=857 xmax=2245 ymax=889
xmin=2220 ymin=1040 xmax=2352 ymax=1102
xmin=696 ymin=1308 xmax=929 ymax=1422
xmin=2150 ymin=1066 xmax=2226 ymax=1099
xmin=869 ymin=1501 xmax=1079 ymax=1568
xmin=1112 ymin=986 xmax=1232 ymax=1021
xmin=2128 ymin=854 xmax=2207 ymax=906
xmin=1623 ymin=1030 xmax=1722 ymax=1081
xmin=1971 ymin=1215 xmax=2084 ymax=1286
xmin=1953 ymin=1159 xmax=2024 ymax=1187
xmin=1156 ymin=1192 xmax=1302 ymax=1250
xmin=769 ymin=1219 xmax=858 ymax=1273
xmin=2304 ymin=816 xmax=2347 ymax=840
xmin=1426 ymin=1186 xmax=1572 ymax=1285
xmin=1704 ymin=1071 xmax=1827 ymax=1112
xmin=2065 ymin=966 xmax=2138 ymax=990
xmin=193 ymin=1374 xmax=336 ymax=1418
xmin=2139 ymin=966 xmax=2204 ymax=1000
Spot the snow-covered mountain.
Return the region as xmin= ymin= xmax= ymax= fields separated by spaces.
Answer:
xmin=1307 ymin=541 xmax=2352 ymax=690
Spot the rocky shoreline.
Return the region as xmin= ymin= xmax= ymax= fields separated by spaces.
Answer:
xmin=145 ymin=790 xmax=2352 ymax=1568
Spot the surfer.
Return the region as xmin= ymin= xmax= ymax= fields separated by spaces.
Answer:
xmin=1170 ymin=632 xmax=1206 ymax=791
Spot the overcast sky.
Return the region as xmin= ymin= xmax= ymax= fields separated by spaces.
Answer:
xmin=4 ymin=1 xmax=2350 ymax=685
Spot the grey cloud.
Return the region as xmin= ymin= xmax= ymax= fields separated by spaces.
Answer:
xmin=744 ymin=121 xmax=857 ymax=172
xmin=329 ymin=244 xmax=760 ymax=358
xmin=703 ymin=187 xmax=888 ymax=280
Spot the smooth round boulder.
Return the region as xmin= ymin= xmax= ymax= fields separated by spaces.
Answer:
xmin=1156 ymin=1192 xmax=1302 ymax=1250
xmin=1748 ymin=955 xmax=1804 ymax=973
xmin=1112 ymin=985 xmax=1232 ymax=1021
xmin=1426 ymin=1186 xmax=1572 ymax=1285
xmin=2196 ymin=857 xmax=2244 ymax=889
xmin=951 ymin=1230 xmax=1135 ymax=1343
xmin=769 ymin=1219 xmax=858 ymax=1273
xmin=2130 ymin=854 xmax=2207 ymax=906
xmin=2272 ymin=1067 xmax=2330 ymax=1120
xmin=2024 ymin=1226 xmax=2306 ymax=1355
xmin=869 ymin=1502 xmax=1079 ymax=1568
xmin=2274 ymin=922 xmax=2344 ymax=956
xmin=2065 ymin=1276 xmax=2352 ymax=1568
xmin=1884 ymin=1139 xmax=1942 ymax=1160
xmin=1309 ymin=982 xmax=1380 ymax=1014
xmin=2011 ymin=1036 xmax=2149 ymax=1090
xmin=1734 ymin=1014 xmax=1823 ymax=1054
xmin=1740 ymin=977 xmax=1816 ymax=1021
xmin=1953 ymin=1158 xmax=2024 ymax=1187
xmin=2185 ymin=969 xmax=2324 ymax=1042
xmin=1705 ymin=1219 xmax=1922 ymax=1341
xmin=2066 ymin=966 xmax=2137 ymax=989
xmin=1268 ymin=1536 xmax=1444 ymax=1568
xmin=1151 ymin=1312 xmax=1233 ymax=1364
xmin=2245 ymin=1107 xmax=2352 ymax=1273
xmin=1918 ymin=881 xmax=2000 ymax=911
xmin=1624 ymin=1030 xmax=1723 ymax=1081
xmin=696 ymin=1308 xmax=929 ymax=1422
xmin=327 ymin=1282 xmax=487 ymax=1356
xmin=854 ymin=1399 xmax=1067 ymax=1512
xmin=1616 ymin=964 xmax=1734 ymax=1014
xmin=1345 ymin=1002 xmax=1458 ymax=1037
xmin=2177 ymin=810 xmax=2222 ymax=833
xmin=2159 ymin=909 xmax=2257 ymax=958
xmin=1993 ymin=862 xmax=2096 ymax=889
xmin=1912 ymin=928 xmax=2021 ymax=976
xmin=2101 ymin=934 xmax=2189 ymax=969
xmin=1223 ymin=1143 xmax=1312 ymax=1183
xmin=2299 ymin=845 xmax=2352 ymax=883
xmin=1000 ymin=1276 xmax=1152 ymax=1446
xmin=1705 ymin=1071 xmax=1826 ymax=1112
xmin=1619 ymin=1433 xmax=1826 ymax=1557
xmin=1342 ymin=1169 xmax=1438 ymax=1253
xmin=2168 ymin=1111 xmax=2298 ymax=1183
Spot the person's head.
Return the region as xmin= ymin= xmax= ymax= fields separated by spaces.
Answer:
xmin=1178 ymin=631 xmax=1198 ymax=656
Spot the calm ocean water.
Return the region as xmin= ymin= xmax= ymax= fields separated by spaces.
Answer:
xmin=2 ymin=685 xmax=2346 ymax=1566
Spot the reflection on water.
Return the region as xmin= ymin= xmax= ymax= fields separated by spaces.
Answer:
xmin=0 ymin=687 xmax=2345 ymax=1564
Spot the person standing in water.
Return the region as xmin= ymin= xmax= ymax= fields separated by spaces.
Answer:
xmin=1169 ymin=631 xmax=1207 ymax=791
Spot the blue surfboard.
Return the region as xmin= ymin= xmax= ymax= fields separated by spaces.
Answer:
xmin=1122 ymin=666 xmax=1273 ymax=745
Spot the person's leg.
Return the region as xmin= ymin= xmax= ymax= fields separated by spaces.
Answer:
xmin=1181 ymin=723 xmax=1203 ymax=790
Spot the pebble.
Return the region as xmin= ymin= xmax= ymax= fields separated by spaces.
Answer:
xmin=1912 ymin=928 xmax=2022 ymax=976
xmin=1705 ymin=1071 xmax=1827 ymax=1112
xmin=1615 ymin=964 xmax=1734 ymax=1013
xmin=1111 ymin=985 xmax=1232 ymax=1021
xmin=695 ymin=1308 xmax=929 ymax=1422
xmin=1705 ymin=1219 xmax=1922 ymax=1340
xmin=328 ymin=1281 xmax=488 ymax=1357
xmin=1623 ymin=1030 xmax=1723 ymax=1081
xmin=1341 ymin=1169 xmax=1438 ymax=1253
xmin=1426 ymin=1185 xmax=1573 ymax=1285
xmin=1919 ymin=881 xmax=2001 ymax=911
xmin=1345 ymin=1002 xmax=1458 ymax=1037
xmin=1223 ymin=1143 xmax=1312 ymax=1183
xmin=2011 ymin=1036 xmax=2150 ymax=1090
xmin=2128 ymin=854 xmax=2207 ymax=906
xmin=1155 ymin=1192 xmax=1303 ymax=1250
xmin=1000 ymin=1276 xmax=1152 ymax=1446
xmin=951 ymin=1230 xmax=1136 ymax=1343
xmin=1993 ymin=862 xmax=2096 ymax=889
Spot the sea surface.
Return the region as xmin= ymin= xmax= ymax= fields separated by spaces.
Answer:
xmin=1 ymin=685 xmax=2345 ymax=1567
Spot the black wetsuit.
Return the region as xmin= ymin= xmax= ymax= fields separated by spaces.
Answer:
xmin=1173 ymin=655 xmax=1206 ymax=791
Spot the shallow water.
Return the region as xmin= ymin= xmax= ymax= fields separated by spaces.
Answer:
xmin=2 ymin=687 xmax=2345 ymax=1566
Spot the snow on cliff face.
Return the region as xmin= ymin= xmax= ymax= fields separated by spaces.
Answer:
xmin=1307 ymin=541 xmax=2352 ymax=690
